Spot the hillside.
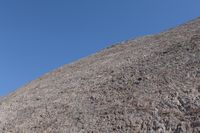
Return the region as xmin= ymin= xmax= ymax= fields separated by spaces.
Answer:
xmin=0 ymin=18 xmax=200 ymax=132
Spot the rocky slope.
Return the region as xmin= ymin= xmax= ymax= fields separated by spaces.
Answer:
xmin=0 ymin=18 xmax=200 ymax=133
xmin=0 ymin=97 xmax=3 ymax=103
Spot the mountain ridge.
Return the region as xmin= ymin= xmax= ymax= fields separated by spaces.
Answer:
xmin=0 ymin=17 xmax=200 ymax=132
xmin=5 ymin=17 xmax=200 ymax=98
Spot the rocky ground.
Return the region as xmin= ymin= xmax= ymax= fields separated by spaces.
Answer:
xmin=0 ymin=18 xmax=200 ymax=133
xmin=0 ymin=97 xmax=3 ymax=103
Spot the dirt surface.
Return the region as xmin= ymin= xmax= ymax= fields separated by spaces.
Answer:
xmin=0 ymin=18 xmax=200 ymax=133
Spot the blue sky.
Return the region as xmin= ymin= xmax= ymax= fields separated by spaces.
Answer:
xmin=0 ymin=0 xmax=200 ymax=96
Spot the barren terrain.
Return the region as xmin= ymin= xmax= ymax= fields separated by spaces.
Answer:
xmin=0 ymin=18 xmax=200 ymax=132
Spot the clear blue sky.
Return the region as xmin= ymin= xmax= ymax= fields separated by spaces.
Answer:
xmin=0 ymin=0 xmax=200 ymax=96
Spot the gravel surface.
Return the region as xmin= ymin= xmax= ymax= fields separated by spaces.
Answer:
xmin=0 ymin=18 xmax=200 ymax=133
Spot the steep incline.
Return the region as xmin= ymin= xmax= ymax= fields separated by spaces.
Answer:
xmin=0 ymin=18 xmax=200 ymax=132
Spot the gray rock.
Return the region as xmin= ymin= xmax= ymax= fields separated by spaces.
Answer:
xmin=0 ymin=17 xmax=200 ymax=133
